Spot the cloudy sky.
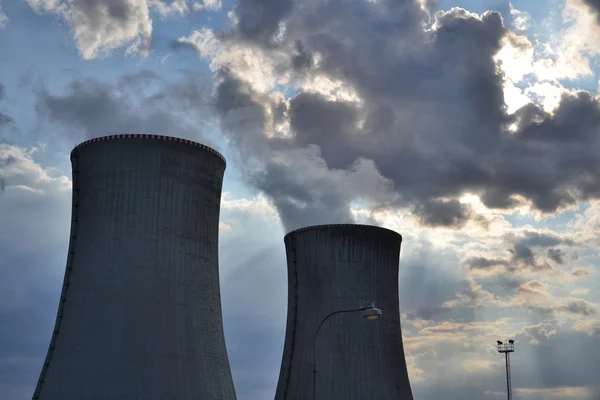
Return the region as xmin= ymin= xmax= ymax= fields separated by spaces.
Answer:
xmin=1 ymin=0 xmax=600 ymax=399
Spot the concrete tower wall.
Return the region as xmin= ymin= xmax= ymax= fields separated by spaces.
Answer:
xmin=33 ymin=134 xmax=237 ymax=400
xmin=275 ymin=224 xmax=413 ymax=400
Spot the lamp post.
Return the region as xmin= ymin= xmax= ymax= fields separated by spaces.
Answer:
xmin=497 ymin=340 xmax=515 ymax=400
xmin=312 ymin=302 xmax=382 ymax=400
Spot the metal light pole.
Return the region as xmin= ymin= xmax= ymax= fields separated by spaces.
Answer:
xmin=312 ymin=302 xmax=382 ymax=400
xmin=497 ymin=340 xmax=515 ymax=400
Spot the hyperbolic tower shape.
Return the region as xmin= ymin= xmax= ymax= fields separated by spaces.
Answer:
xmin=32 ymin=134 xmax=237 ymax=400
xmin=275 ymin=224 xmax=413 ymax=400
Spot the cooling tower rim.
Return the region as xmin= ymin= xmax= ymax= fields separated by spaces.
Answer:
xmin=284 ymin=224 xmax=402 ymax=241
xmin=72 ymin=134 xmax=226 ymax=164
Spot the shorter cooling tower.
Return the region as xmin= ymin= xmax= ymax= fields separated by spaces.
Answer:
xmin=275 ymin=224 xmax=413 ymax=400
xmin=32 ymin=134 xmax=237 ymax=400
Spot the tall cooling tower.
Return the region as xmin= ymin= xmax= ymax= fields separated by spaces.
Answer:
xmin=275 ymin=224 xmax=413 ymax=400
xmin=32 ymin=134 xmax=237 ymax=400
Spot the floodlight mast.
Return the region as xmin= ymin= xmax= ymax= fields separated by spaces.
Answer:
xmin=497 ymin=340 xmax=515 ymax=400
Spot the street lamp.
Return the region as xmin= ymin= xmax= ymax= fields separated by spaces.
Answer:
xmin=312 ymin=302 xmax=382 ymax=400
xmin=497 ymin=339 xmax=515 ymax=400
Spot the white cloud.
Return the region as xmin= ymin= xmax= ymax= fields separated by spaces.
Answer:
xmin=148 ymin=0 xmax=189 ymax=16
xmin=10 ymin=185 xmax=45 ymax=195
xmin=26 ymin=0 xmax=67 ymax=14
xmin=509 ymin=2 xmax=531 ymax=32
xmin=176 ymin=28 xmax=221 ymax=57
xmin=503 ymin=80 xmax=533 ymax=114
xmin=26 ymin=0 xmax=153 ymax=59
xmin=459 ymin=358 xmax=497 ymax=373
xmin=221 ymin=192 xmax=278 ymax=217
xmin=494 ymin=27 xmax=575 ymax=116
xmin=514 ymin=386 xmax=597 ymax=399
xmin=495 ymin=33 xmax=534 ymax=83
xmin=571 ymin=288 xmax=591 ymax=296
xmin=405 ymin=349 xmax=437 ymax=383
xmin=148 ymin=0 xmax=221 ymax=16
xmin=522 ymin=319 xmax=560 ymax=344
xmin=176 ymin=28 xmax=289 ymax=93
xmin=573 ymin=319 xmax=600 ymax=336
xmin=410 ymin=320 xmax=512 ymax=346
xmin=568 ymin=201 xmax=600 ymax=245
xmin=532 ymin=0 xmax=600 ymax=81
xmin=195 ymin=0 xmax=221 ymax=11
xmin=0 ymin=144 xmax=72 ymax=312
xmin=300 ymin=73 xmax=362 ymax=103
xmin=526 ymin=81 xmax=569 ymax=113
xmin=0 ymin=143 xmax=71 ymax=191
xmin=0 ymin=3 xmax=8 ymax=28
xmin=496 ymin=0 xmax=600 ymax=117
xmin=219 ymin=221 xmax=232 ymax=232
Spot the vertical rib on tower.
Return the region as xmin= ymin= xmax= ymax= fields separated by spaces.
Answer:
xmin=32 ymin=134 xmax=237 ymax=400
xmin=275 ymin=224 xmax=413 ymax=400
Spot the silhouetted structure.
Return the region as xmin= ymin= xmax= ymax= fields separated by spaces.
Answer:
xmin=32 ymin=134 xmax=237 ymax=400
xmin=497 ymin=340 xmax=515 ymax=400
xmin=275 ymin=224 xmax=414 ymax=400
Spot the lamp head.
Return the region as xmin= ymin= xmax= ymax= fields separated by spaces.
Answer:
xmin=497 ymin=341 xmax=503 ymax=345
xmin=508 ymin=340 xmax=514 ymax=344
xmin=360 ymin=302 xmax=382 ymax=320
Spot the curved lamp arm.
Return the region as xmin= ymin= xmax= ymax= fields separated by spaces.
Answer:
xmin=312 ymin=305 xmax=379 ymax=400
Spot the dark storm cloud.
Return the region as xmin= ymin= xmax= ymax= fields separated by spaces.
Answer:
xmin=0 ymin=82 xmax=15 ymax=194
xmin=509 ymin=243 xmax=555 ymax=273
xmin=513 ymin=230 xmax=574 ymax=248
xmin=547 ymin=248 xmax=565 ymax=264
xmin=499 ymin=230 xmax=576 ymax=271
xmin=465 ymin=240 xmax=564 ymax=275
xmin=169 ymin=38 xmax=199 ymax=52
xmin=207 ymin=0 xmax=600 ymax=230
xmin=464 ymin=256 xmax=509 ymax=272
xmin=465 ymin=228 xmax=578 ymax=275
xmin=290 ymin=41 xmax=313 ymax=71
xmin=234 ymin=0 xmax=294 ymax=44
xmin=34 ymin=70 xmax=215 ymax=147
xmin=0 ymin=113 xmax=12 ymax=125
xmin=250 ymin=160 xmax=356 ymax=230
xmin=288 ymin=91 xmax=360 ymax=167
xmin=413 ymin=199 xmax=473 ymax=228
xmin=73 ymin=0 xmax=132 ymax=23
xmin=210 ymin=4 xmax=510 ymax=228
xmin=555 ymin=299 xmax=599 ymax=317
xmin=213 ymin=70 xmax=395 ymax=231
xmin=582 ymin=0 xmax=600 ymax=22
xmin=0 ymin=155 xmax=15 ymax=194
xmin=522 ymin=319 xmax=559 ymax=343
xmin=511 ymin=243 xmax=536 ymax=265
xmin=572 ymin=268 xmax=590 ymax=277
xmin=213 ymin=69 xmax=282 ymax=162
xmin=0 ymin=83 xmax=14 ymax=126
